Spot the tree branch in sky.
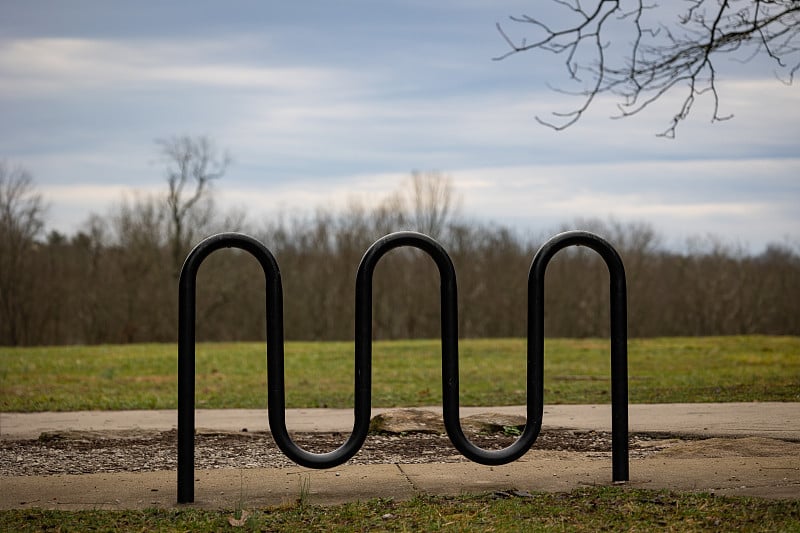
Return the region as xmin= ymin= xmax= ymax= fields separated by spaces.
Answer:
xmin=495 ymin=0 xmax=800 ymax=137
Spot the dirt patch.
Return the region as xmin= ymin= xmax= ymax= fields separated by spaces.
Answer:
xmin=368 ymin=409 xmax=527 ymax=435
xmin=655 ymin=436 xmax=800 ymax=458
xmin=3 ymin=429 xmax=796 ymax=478
xmin=2 ymin=429 xmax=657 ymax=477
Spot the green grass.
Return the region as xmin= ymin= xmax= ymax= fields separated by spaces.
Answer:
xmin=1 ymin=488 xmax=798 ymax=532
xmin=1 ymin=336 xmax=798 ymax=412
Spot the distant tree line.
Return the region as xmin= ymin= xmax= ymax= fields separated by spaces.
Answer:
xmin=1 ymin=145 xmax=798 ymax=346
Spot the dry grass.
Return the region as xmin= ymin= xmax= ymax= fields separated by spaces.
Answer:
xmin=1 ymin=336 xmax=798 ymax=412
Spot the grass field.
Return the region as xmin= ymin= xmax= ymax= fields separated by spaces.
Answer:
xmin=2 ymin=488 xmax=799 ymax=532
xmin=1 ymin=335 xmax=798 ymax=411
xmin=2 ymin=336 xmax=798 ymax=531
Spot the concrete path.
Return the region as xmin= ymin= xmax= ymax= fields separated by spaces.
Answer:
xmin=3 ymin=402 xmax=799 ymax=440
xmin=4 ymin=453 xmax=798 ymax=510
xmin=2 ymin=403 xmax=798 ymax=509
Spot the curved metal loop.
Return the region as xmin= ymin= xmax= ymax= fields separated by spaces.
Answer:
xmin=177 ymin=229 xmax=629 ymax=503
xmin=357 ymin=231 xmax=542 ymax=465
xmin=528 ymin=230 xmax=629 ymax=482
xmin=177 ymin=232 xmax=370 ymax=503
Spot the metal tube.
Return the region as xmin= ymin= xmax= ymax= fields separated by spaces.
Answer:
xmin=359 ymin=232 xmax=542 ymax=465
xmin=529 ymin=231 xmax=629 ymax=482
xmin=177 ymin=232 xmax=370 ymax=503
xmin=177 ymin=229 xmax=630 ymax=503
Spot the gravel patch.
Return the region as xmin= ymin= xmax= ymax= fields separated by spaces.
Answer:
xmin=1 ymin=429 xmax=674 ymax=477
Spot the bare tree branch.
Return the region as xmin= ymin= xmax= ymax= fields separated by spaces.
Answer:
xmin=495 ymin=0 xmax=800 ymax=136
xmin=0 ymin=162 xmax=45 ymax=344
xmin=156 ymin=135 xmax=230 ymax=277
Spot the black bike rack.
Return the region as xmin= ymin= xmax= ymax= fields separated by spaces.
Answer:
xmin=177 ymin=230 xmax=628 ymax=503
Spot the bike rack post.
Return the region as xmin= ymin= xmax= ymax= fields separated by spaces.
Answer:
xmin=357 ymin=232 xmax=544 ymax=465
xmin=177 ymin=233 xmax=371 ymax=504
xmin=529 ymin=230 xmax=629 ymax=482
xmin=177 ymin=229 xmax=629 ymax=503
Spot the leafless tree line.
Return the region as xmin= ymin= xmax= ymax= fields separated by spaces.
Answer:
xmin=1 ymin=157 xmax=798 ymax=346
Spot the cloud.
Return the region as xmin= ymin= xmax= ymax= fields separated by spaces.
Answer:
xmin=448 ymin=158 xmax=799 ymax=249
xmin=40 ymin=182 xmax=165 ymax=233
xmin=199 ymin=155 xmax=799 ymax=250
xmin=0 ymin=37 xmax=356 ymax=95
xmin=2 ymin=11 xmax=797 ymax=255
xmin=43 ymin=183 xmax=162 ymax=203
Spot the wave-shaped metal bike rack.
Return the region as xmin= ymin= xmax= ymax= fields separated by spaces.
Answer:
xmin=177 ymin=230 xmax=628 ymax=503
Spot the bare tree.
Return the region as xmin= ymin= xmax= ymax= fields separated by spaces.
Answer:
xmin=0 ymin=162 xmax=45 ymax=344
xmin=388 ymin=170 xmax=461 ymax=239
xmin=110 ymin=194 xmax=172 ymax=341
xmin=411 ymin=170 xmax=460 ymax=238
xmin=157 ymin=135 xmax=230 ymax=276
xmin=495 ymin=1 xmax=800 ymax=137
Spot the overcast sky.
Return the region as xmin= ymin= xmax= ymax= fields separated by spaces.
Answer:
xmin=1 ymin=1 xmax=798 ymax=252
